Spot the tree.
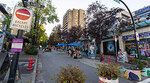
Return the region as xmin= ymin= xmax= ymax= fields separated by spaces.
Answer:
xmin=48 ymin=31 xmax=60 ymax=45
xmin=2 ymin=15 xmax=12 ymax=32
xmin=67 ymin=26 xmax=84 ymax=43
xmin=87 ymin=1 xmax=123 ymax=54
xmin=57 ymin=30 xmax=69 ymax=43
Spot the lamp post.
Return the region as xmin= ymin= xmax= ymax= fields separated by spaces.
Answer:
xmin=114 ymin=0 xmax=140 ymax=59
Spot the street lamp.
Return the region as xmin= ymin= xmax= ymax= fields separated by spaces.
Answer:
xmin=114 ymin=0 xmax=140 ymax=59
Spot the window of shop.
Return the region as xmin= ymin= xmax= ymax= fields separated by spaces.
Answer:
xmin=103 ymin=40 xmax=119 ymax=55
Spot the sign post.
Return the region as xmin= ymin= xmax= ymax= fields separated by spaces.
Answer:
xmin=8 ymin=1 xmax=32 ymax=82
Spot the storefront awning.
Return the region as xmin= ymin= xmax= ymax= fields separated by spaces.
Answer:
xmin=121 ymin=19 xmax=150 ymax=31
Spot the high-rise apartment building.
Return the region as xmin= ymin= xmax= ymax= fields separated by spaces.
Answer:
xmin=78 ymin=9 xmax=86 ymax=29
xmin=62 ymin=8 xmax=86 ymax=31
xmin=62 ymin=9 xmax=72 ymax=31
xmin=72 ymin=9 xmax=78 ymax=27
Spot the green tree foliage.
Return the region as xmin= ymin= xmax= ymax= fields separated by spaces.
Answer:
xmin=48 ymin=31 xmax=60 ymax=45
xmin=2 ymin=15 xmax=12 ymax=32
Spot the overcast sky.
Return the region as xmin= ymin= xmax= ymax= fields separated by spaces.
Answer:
xmin=1 ymin=0 xmax=150 ymax=36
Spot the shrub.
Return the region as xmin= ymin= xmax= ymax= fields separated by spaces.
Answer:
xmin=56 ymin=64 xmax=87 ymax=83
xmin=24 ymin=45 xmax=38 ymax=55
xmin=97 ymin=63 xmax=122 ymax=79
xmin=129 ymin=59 xmax=147 ymax=70
xmin=137 ymin=60 xmax=147 ymax=70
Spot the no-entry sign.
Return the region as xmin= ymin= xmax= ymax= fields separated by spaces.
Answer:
xmin=10 ymin=6 xmax=33 ymax=31
xmin=15 ymin=8 xmax=30 ymax=20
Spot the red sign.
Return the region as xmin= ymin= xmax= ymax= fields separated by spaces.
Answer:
xmin=15 ymin=8 xmax=30 ymax=20
xmin=113 ymin=36 xmax=117 ymax=42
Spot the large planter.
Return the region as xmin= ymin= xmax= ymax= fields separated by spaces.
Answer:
xmin=99 ymin=76 xmax=119 ymax=83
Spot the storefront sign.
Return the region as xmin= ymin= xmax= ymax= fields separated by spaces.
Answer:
xmin=135 ymin=6 xmax=150 ymax=15
xmin=10 ymin=6 xmax=33 ymax=31
xmin=11 ymin=39 xmax=23 ymax=52
xmin=139 ymin=42 xmax=148 ymax=44
xmin=123 ymin=32 xmax=150 ymax=40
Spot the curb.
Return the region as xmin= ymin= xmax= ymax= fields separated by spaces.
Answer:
xmin=32 ymin=55 xmax=38 ymax=83
xmin=137 ymin=78 xmax=150 ymax=83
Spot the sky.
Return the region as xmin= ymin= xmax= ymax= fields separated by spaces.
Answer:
xmin=1 ymin=0 xmax=150 ymax=37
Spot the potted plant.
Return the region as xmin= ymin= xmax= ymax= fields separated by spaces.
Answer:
xmin=97 ymin=63 xmax=122 ymax=83
xmin=56 ymin=64 xmax=87 ymax=83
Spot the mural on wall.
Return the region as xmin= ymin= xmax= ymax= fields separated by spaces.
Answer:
xmin=89 ymin=45 xmax=96 ymax=55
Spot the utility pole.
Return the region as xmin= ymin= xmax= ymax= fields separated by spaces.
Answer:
xmin=7 ymin=0 xmax=27 ymax=82
xmin=114 ymin=0 xmax=140 ymax=59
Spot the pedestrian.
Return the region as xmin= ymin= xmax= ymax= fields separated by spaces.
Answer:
xmin=85 ymin=48 xmax=88 ymax=56
xmin=43 ymin=47 xmax=45 ymax=53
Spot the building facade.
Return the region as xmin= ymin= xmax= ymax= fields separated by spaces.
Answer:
xmin=62 ymin=8 xmax=86 ymax=31
xmin=101 ymin=6 xmax=150 ymax=57
xmin=101 ymin=10 xmax=131 ymax=55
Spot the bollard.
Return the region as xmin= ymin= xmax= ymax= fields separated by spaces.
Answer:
xmin=102 ymin=54 xmax=104 ymax=62
xmin=109 ymin=56 xmax=110 ymax=63
xmin=27 ymin=58 xmax=35 ymax=70
xmin=117 ymin=56 xmax=118 ymax=66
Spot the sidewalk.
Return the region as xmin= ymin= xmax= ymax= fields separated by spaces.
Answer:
xmin=0 ymin=52 xmax=8 ymax=68
xmin=76 ymin=57 xmax=150 ymax=83
xmin=1 ymin=51 xmax=38 ymax=83
xmin=16 ymin=52 xmax=38 ymax=83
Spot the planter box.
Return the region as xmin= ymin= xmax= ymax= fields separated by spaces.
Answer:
xmin=99 ymin=76 xmax=119 ymax=83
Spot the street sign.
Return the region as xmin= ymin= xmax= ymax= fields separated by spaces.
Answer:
xmin=114 ymin=0 xmax=120 ymax=4
xmin=16 ymin=9 xmax=30 ymax=20
xmin=11 ymin=39 xmax=23 ymax=52
xmin=28 ymin=2 xmax=45 ymax=9
xmin=136 ymin=32 xmax=140 ymax=41
xmin=10 ymin=6 xmax=33 ymax=31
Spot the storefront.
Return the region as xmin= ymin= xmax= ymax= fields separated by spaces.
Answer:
xmin=123 ymin=32 xmax=150 ymax=57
